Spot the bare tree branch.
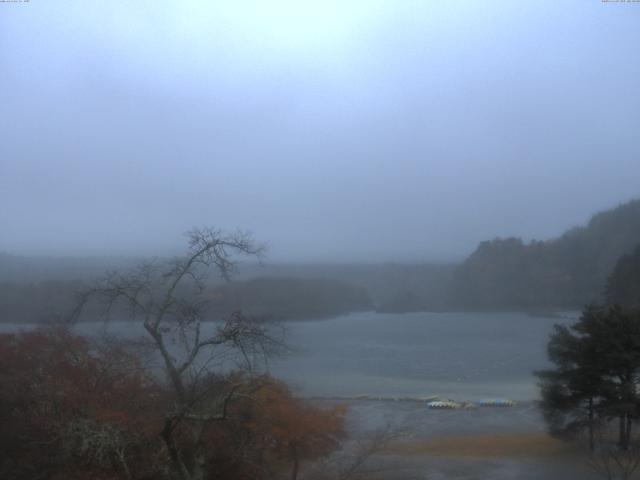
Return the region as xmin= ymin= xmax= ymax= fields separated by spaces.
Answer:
xmin=72 ymin=227 xmax=279 ymax=480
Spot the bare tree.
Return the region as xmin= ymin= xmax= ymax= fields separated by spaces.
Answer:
xmin=62 ymin=418 xmax=134 ymax=480
xmin=74 ymin=227 xmax=283 ymax=480
xmin=586 ymin=447 xmax=640 ymax=480
xmin=585 ymin=422 xmax=640 ymax=480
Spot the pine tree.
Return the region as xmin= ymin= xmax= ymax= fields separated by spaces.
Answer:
xmin=537 ymin=305 xmax=640 ymax=450
xmin=606 ymin=245 xmax=640 ymax=309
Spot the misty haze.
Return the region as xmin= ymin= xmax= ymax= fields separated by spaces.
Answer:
xmin=1 ymin=2 xmax=640 ymax=480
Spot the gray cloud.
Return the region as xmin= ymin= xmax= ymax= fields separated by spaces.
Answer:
xmin=1 ymin=0 xmax=639 ymax=260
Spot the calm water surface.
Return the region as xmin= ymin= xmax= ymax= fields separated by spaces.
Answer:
xmin=271 ymin=311 xmax=577 ymax=401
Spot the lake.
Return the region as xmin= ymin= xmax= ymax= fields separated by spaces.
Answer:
xmin=270 ymin=310 xmax=577 ymax=401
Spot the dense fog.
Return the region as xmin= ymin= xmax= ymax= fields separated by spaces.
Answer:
xmin=2 ymin=1 xmax=639 ymax=260
xmin=2 ymin=2 xmax=640 ymax=480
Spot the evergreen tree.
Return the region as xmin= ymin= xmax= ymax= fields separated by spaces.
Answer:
xmin=606 ymin=245 xmax=640 ymax=309
xmin=537 ymin=305 xmax=640 ymax=450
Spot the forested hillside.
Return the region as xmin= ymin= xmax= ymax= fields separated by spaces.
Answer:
xmin=449 ymin=199 xmax=640 ymax=309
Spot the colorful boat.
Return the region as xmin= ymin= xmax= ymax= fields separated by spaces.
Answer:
xmin=427 ymin=400 xmax=461 ymax=409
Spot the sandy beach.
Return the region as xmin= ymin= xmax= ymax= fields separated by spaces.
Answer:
xmin=341 ymin=400 xmax=599 ymax=480
xmin=385 ymin=432 xmax=573 ymax=458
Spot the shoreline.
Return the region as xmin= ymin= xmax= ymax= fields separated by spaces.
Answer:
xmin=384 ymin=432 xmax=575 ymax=459
xmin=0 ymin=308 xmax=582 ymax=325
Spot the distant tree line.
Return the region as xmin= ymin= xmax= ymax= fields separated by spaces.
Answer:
xmin=0 ymin=276 xmax=372 ymax=324
xmin=207 ymin=276 xmax=372 ymax=320
xmin=449 ymin=199 xmax=640 ymax=310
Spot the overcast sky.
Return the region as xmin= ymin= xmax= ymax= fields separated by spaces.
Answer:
xmin=1 ymin=1 xmax=639 ymax=261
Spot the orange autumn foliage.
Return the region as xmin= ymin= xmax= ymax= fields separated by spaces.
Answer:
xmin=0 ymin=328 xmax=347 ymax=480
xmin=251 ymin=380 xmax=346 ymax=460
xmin=0 ymin=327 xmax=166 ymax=479
xmin=193 ymin=377 xmax=346 ymax=480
